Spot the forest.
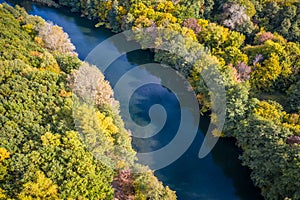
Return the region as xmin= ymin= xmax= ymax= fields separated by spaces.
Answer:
xmin=0 ymin=0 xmax=299 ymax=199
xmin=0 ymin=3 xmax=176 ymax=199
xmin=30 ymin=0 xmax=300 ymax=199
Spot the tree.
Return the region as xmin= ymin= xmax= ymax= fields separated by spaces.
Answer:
xmin=108 ymin=0 xmax=121 ymax=32
xmin=250 ymin=53 xmax=282 ymax=91
xmin=287 ymin=80 xmax=300 ymax=112
xmin=221 ymin=3 xmax=255 ymax=34
xmin=133 ymin=165 xmax=176 ymax=200
xmin=254 ymin=31 xmax=275 ymax=44
xmin=0 ymin=147 xmax=9 ymax=183
xmin=38 ymin=22 xmax=76 ymax=55
xmin=18 ymin=171 xmax=59 ymax=200
xmin=223 ymin=82 xmax=251 ymax=136
xmin=234 ymin=105 xmax=300 ymax=199
xmin=182 ymin=18 xmax=201 ymax=34
xmin=69 ymin=63 xmax=115 ymax=107
xmin=0 ymin=148 xmax=9 ymax=163
xmin=235 ymin=62 xmax=251 ymax=82
xmin=54 ymin=52 xmax=81 ymax=74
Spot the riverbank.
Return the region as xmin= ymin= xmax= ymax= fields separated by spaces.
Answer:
xmin=3 ymin=0 xmax=300 ymax=199
xmin=0 ymin=3 xmax=176 ymax=199
xmin=16 ymin=1 xmax=266 ymax=199
xmin=39 ymin=0 xmax=300 ymax=199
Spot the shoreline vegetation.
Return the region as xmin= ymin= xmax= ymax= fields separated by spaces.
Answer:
xmin=36 ymin=0 xmax=300 ymax=199
xmin=31 ymin=0 xmax=300 ymax=199
xmin=0 ymin=0 xmax=299 ymax=199
xmin=0 ymin=3 xmax=176 ymax=199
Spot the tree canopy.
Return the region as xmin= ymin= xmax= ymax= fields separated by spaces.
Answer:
xmin=46 ymin=0 xmax=300 ymax=199
xmin=0 ymin=3 xmax=176 ymax=200
xmin=1 ymin=0 xmax=300 ymax=199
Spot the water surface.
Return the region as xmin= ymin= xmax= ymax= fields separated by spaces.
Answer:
xmin=2 ymin=1 xmax=263 ymax=199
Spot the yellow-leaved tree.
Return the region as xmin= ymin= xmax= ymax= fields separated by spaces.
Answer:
xmin=18 ymin=171 xmax=59 ymax=200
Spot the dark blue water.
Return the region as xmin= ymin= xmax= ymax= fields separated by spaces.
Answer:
xmin=1 ymin=1 xmax=263 ymax=199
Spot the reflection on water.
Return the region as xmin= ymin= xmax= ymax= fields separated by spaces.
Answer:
xmin=2 ymin=1 xmax=263 ymax=199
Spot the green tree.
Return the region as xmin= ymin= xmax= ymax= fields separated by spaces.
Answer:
xmin=287 ymin=80 xmax=300 ymax=112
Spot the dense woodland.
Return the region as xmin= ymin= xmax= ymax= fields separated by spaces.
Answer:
xmin=0 ymin=0 xmax=300 ymax=199
xmin=29 ymin=0 xmax=300 ymax=199
xmin=0 ymin=3 xmax=176 ymax=199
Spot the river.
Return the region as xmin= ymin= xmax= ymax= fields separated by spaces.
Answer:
xmin=2 ymin=1 xmax=263 ymax=199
